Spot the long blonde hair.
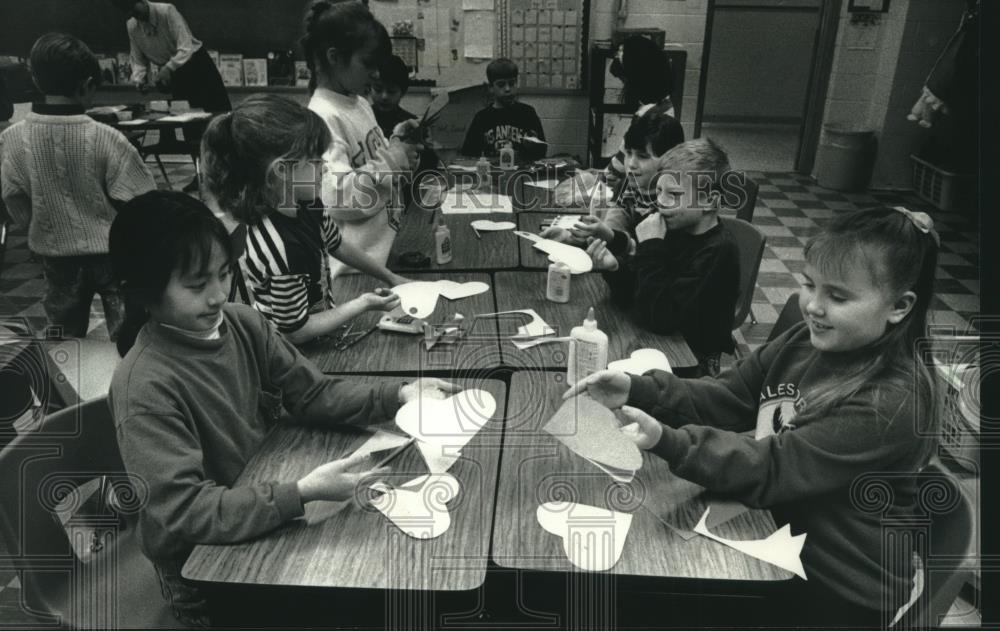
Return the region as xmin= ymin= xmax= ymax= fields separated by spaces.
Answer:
xmin=797 ymin=207 xmax=940 ymax=459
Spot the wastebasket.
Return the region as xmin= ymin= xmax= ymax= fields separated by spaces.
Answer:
xmin=813 ymin=126 xmax=876 ymax=192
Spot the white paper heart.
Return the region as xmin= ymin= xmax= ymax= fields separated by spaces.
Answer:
xmin=470 ymin=219 xmax=516 ymax=231
xmin=607 ymin=349 xmax=672 ymax=375
xmin=416 ymin=441 xmax=463 ymax=474
xmin=544 ymin=395 xmax=643 ymax=472
xmin=351 ymin=430 xmax=412 ymax=459
xmin=693 ymin=506 xmax=807 ymax=579
xmin=526 ymin=179 xmax=560 ymax=190
xmin=392 ymin=280 xmax=490 ymax=318
xmin=514 ymin=231 xmax=593 ymax=274
xmin=436 ymin=280 xmax=490 ymax=300
xmin=370 ymin=474 xmax=460 ymax=539
xmin=396 ymin=389 xmax=496 ymax=448
xmin=536 ymin=501 xmax=633 ymax=571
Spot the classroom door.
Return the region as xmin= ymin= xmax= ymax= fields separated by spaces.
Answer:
xmin=696 ymin=0 xmax=840 ymax=174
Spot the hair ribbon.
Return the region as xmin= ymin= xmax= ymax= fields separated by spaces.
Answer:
xmin=892 ymin=206 xmax=940 ymax=246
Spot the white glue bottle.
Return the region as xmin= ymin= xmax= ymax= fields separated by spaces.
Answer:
xmin=434 ymin=216 xmax=453 ymax=264
xmin=566 ymin=307 xmax=608 ymax=386
xmin=476 ymin=155 xmax=491 ymax=192
xmin=499 ymin=142 xmax=516 ymax=170
xmin=546 ymin=261 xmax=571 ymax=303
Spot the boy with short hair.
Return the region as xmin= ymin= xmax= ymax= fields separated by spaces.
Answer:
xmin=587 ymin=138 xmax=739 ymax=374
xmin=371 ymin=54 xmax=415 ymax=139
xmin=0 ymin=33 xmax=155 ymax=339
xmin=460 ymin=58 xmax=546 ymax=159
xmin=544 ymin=108 xmax=683 ymax=251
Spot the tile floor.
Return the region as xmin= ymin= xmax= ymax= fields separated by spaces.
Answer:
xmin=0 ymin=160 xmax=981 ymax=626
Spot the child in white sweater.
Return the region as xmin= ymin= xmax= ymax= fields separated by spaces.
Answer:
xmin=0 ymin=33 xmax=155 ymax=339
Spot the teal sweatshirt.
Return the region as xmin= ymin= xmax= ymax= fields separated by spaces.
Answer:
xmin=109 ymin=303 xmax=401 ymax=564
xmin=626 ymin=322 xmax=933 ymax=612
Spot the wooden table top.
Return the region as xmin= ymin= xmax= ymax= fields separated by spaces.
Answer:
xmin=389 ymin=208 xmax=519 ymax=271
xmin=306 ymin=272 xmax=502 ymax=374
xmin=492 ymin=271 xmax=697 ymax=369
xmin=183 ymin=376 xmax=507 ymax=591
xmin=492 ymin=372 xmax=792 ymax=581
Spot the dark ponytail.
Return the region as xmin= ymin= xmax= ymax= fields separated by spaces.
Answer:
xmin=300 ymin=0 xmax=390 ymax=92
xmin=110 ymin=191 xmax=233 ymax=356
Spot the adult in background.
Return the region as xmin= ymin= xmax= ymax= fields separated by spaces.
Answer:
xmin=110 ymin=0 xmax=232 ymax=190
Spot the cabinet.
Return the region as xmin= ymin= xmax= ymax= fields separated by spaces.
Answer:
xmin=586 ymin=45 xmax=686 ymax=168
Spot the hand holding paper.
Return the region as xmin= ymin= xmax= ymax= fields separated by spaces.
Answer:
xmin=563 ymin=369 xmax=632 ymax=410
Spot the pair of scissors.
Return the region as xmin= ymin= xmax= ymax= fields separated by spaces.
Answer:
xmin=400 ymin=91 xmax=449 ymax=144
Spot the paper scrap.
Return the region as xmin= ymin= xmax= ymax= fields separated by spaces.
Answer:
xmin=392 ymin=280 xmax=489 ymax=318
xmin=352 ymin=430 xmax=412 ymax=459
xmin=118 ymin=118 xmax=149 ymax=126
xmin=537 ymin=501 xmax=633 ymax=571
xmin=527 ymin=179 xmax=561 ymax=190
xmin=470 ymin=219 xmax=516 ymax=231
xmin=607 ymin=349 xmax=672 ymax=376
xmin=544 ymin=395 xmax=643 ymax=472
xmin=370 ymin=474 xmax=460 ymax=539
xmin=693 ymin=506 xmax=807 ymax=579
xmin=396 ymin=389 xmax=496 ymax=448
xmin=156 ymin=111 xmax=213 ymax=123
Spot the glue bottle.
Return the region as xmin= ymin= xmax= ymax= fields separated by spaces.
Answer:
xmin=434 ymin=216 xmax=453 ymax=264
xmin=546 ymin=261 xmax=571 ymax=303
xmin=566 ymin=307 xmax=608 ymax=386
xmin=499 ymin=142 xmax=516 ymax=171
xmin=476 ymin=155 xmax=491 ymax=192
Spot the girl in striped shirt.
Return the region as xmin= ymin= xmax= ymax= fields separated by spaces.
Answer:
xmin=201 ymin=95 xmax=408 ymax=344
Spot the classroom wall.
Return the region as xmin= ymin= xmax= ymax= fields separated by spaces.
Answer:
xmin=815 ymin=0 xmax=966 ymax=188
xmin=702 ymin=1 xmax=820 ymax=122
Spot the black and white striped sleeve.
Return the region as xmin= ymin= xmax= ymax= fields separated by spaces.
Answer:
xmin=240 ymin=220 xmax=311 ymax=333
xmin=321 ymin=213 xmax=343 ymax=256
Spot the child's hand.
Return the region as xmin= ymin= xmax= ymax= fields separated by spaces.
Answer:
xmin=616 ymin=406 xmax=663 ymax=450
xmin=635 ymin=213 xmax=667 ymax=243
xmin=570 ymin=215 xmax=614 ymax=242
xmin=358 ymin=288 xmax=400 ymax=313
xmin=297 ymin=451 xmax=389 ymax=503
xmin=539 ymin=226 xmax=585 ymax=246
xmin=399 ymin=378 xmax=462 ymax=404
xmin=563 ymin=369 xmax=631 ymax=410
xmin=586 ymin=238 xmax=619 ymax=272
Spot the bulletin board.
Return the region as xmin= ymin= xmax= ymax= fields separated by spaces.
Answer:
xmin=369 ymin=0 xmax=587 ymax=91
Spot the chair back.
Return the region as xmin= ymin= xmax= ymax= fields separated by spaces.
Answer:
xmin=905 ymin=462 xmax=975 ymax=628
xmin=228 ymin=223 xmax=251 ymax=304
xmin=0 ymin=398 xmax=130 ymax=611
xmin=720 ymin=216 xmax=766 ymax=331
xmin=767 ymin=293 xmax=804 ymax=342
xmin=733 ymin=176 xmax=759 ymax=223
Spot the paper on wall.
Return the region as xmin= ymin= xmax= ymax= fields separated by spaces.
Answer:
xmin=464 ymin=10 xmax=495 ymax=59
xmin=462 ymin=0 xmax=494 ymax=9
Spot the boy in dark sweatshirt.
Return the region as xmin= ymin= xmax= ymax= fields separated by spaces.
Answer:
xmin=460 ymin=58 xmax=546 ymax=160
xmin=587 ymin=138 xmax=739 ymax=373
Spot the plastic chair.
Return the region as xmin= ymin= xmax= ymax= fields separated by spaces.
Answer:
xmin=766 ymin=293 xmax=804 ymax=343
xmin=733 ymin=176 xmax=759 ymax=223
xmin=0 ymin=397 xmax=181 ymax=629
xmin=721 ymin=216 xmax=766 ymax=333
xmin=895 ymin=462 xmax=976 ymax=629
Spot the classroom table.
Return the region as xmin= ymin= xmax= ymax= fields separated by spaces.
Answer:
xmin=492 ymin=371 xmax=792 ymax=582
xmin=304 ymin=271 xmax=502 ymax=374
xmin=516 ymin=212 xmax=594 ymax=269
xmin=183 ymin=376 xmax=507 ymax=591
xmin=492 ymin=271 xmax=697 ymax=370
xmin=389 ymin=207 xmax=519 ymax=271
